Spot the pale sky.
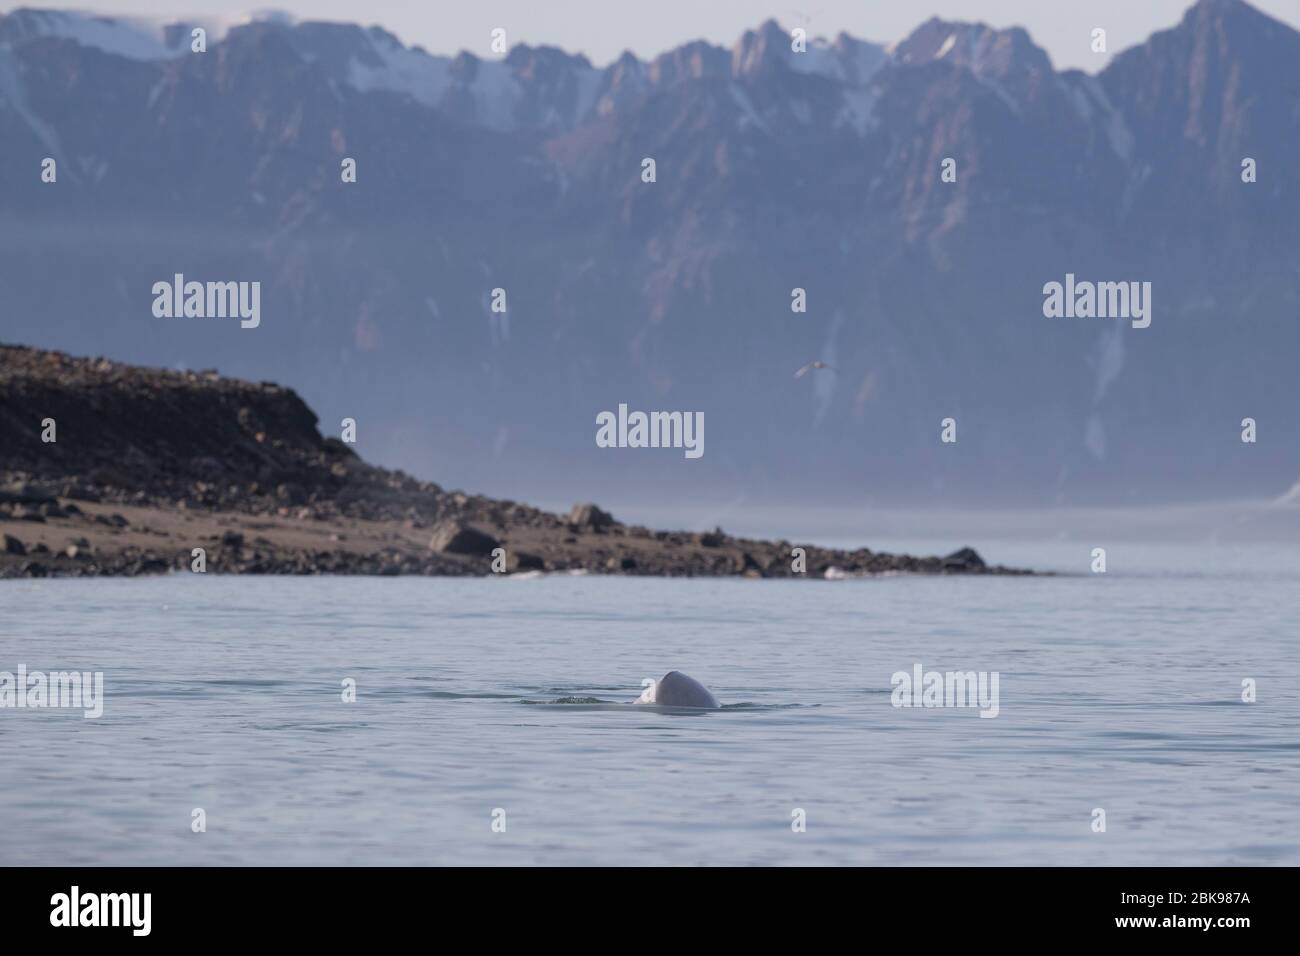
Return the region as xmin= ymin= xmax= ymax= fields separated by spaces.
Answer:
xmin=9 ymin=0 xmax=1300 ymax=71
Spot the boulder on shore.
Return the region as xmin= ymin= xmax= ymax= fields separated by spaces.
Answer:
xmin=568 ymin=503 xmax=615 ymax=530
xmin=428 ymin=520 xmax=500 ymax=556
xmin=942 ymin=547 xmax=986 ymax=571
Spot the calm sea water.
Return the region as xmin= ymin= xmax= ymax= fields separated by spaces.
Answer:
xmin=2 ymin=540 xmax=1297 ymax=866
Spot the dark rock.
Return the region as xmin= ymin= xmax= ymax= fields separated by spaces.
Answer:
xmin=3 ymin=533 xmax=25 ymax=555
xmin=942 ymin=547 xmax=986 ymax=571
xmin=60 ymin=483 xmax=101 ymax=503
xmin=508 ymin=550 xmax=545 ymax=572
xmin=568 ymin=502 xmax=615 ymax=529
xmin=276 ymin=482 xmax=307 ymax=506
xmin=221 ymin=531 xmax=245 ymax=549
xmin=695 ymin=527 xmax=726 ymax=548
xmin=428 ymin=520 xmax=500 ymax=556
xmin=0 ymin=481 xmax=57 ymax=505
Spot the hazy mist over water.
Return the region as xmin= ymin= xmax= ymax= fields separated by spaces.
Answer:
xmin=558 ymin=500 xmax=1300 ymax=548
xmin=3 ymin=540 xmax=1297 ymax=865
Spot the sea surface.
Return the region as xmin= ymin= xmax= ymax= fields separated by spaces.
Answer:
xmin=2 ymin=540 xmax=1297 ymax=866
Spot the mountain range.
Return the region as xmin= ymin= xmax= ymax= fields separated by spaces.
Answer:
xmin=1 ymin=0 xmax=1297 ymax=516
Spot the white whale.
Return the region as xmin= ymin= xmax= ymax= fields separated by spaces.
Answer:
xmin=635 ymin=671 xmax=720 ymax=709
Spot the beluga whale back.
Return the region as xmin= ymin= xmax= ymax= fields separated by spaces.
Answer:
xmin=635 ymin=671 xmax=720 ymax=709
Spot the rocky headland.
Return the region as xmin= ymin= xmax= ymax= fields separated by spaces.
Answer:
xmin=0 ymin=344 xmax=1032 ymax=579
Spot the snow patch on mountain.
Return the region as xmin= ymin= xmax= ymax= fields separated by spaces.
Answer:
xmin=787 ymin=33 xmax=888 ymax=87
xmin=836 ymin=86 xmax=879 ymax=135
xmin=0 ymin=7 xmax=244 ymax=60
xmin=789 ymin=38 xmax=841 ymax=78
xmin=1067 ymin=75 xmax=1134 ymax=161
xmin=345 ymin=33 xmax=449 ymax=106
xmin=729 ymin=84 xmax=771 ymax=133
xmin=459 ymin=58 xmax=524 ymax=130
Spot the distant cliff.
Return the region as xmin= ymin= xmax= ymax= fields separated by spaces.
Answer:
xmin=0 ymin=344 xmax=1028 ymax=578
xmin=0 ymin=342 xmax=425 ymax=517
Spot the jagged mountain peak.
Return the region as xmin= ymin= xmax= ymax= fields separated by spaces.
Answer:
xmin=1186 ymin=0 xmax=1259 ymax=17
xmin=728 ymin=18 xmax=891 ymax=90
xmin=506 ymin=43 xmax=593 ymax=73
xmin=1103 ymin=0 xmax=1299 ymax=77
xmin=731 ymin=18 xmax=796 ymax=77
xmin=648 ymin=38 xmax=729 ymax=85
xmin=1129 ymin=0 xmax=1298 ymax=56
xmin=891 ymin=16 xmax=1053 ymax=77
xmin=1099 ymin=0 xmax=1300 ymax=160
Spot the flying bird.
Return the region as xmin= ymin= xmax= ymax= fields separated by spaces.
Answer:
xmin=795 ymin=361 xmax=836 ymax=378
xmin=789 ymin=8 xmax=823 ymax=25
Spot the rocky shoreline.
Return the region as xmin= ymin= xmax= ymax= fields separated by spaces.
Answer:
xmin=0 ymin=344 xmax=1034 ymax=580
